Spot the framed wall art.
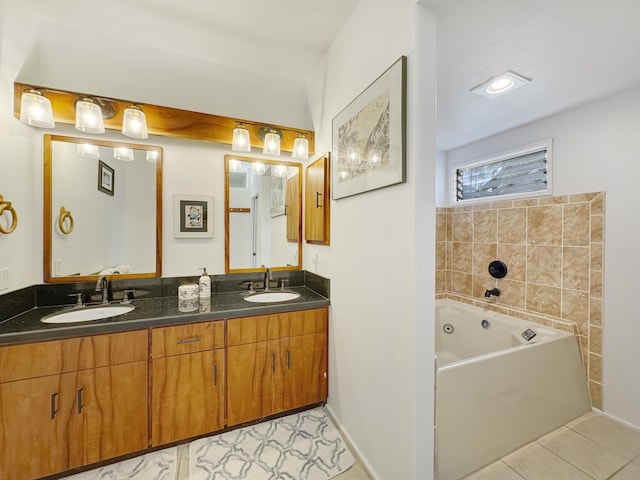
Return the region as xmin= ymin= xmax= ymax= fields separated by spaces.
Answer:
xmin=270 ymin=174 xmax=286 ymax=217
xmin=97 ymin=160 xmax=114 ymax=196
xmin=331 ymin=56 xmax=407 ymax=200
xmin=173 ymin=194 xmax=213 ymax=238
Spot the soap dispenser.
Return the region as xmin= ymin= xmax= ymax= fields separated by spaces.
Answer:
xmin=199 ymin=267 xmax=211 ymax=298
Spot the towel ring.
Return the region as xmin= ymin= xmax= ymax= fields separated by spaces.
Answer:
xmin=0 ymin=195 xmax=18 ymax=235
xmin=59 ymin=206 xmax=74 ymax=235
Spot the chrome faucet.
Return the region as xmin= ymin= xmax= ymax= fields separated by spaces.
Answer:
xmin=264 ymin=267 xmax=273 ymax=291
xmin=95 ymin=275 xmax=110 ymax=304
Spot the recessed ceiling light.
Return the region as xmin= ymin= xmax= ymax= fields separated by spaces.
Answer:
xmin=471 ymin=70 xmax=531 ymax=98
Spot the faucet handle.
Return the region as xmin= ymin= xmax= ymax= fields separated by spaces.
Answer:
xmin=280 ymin=279 xmax=289 ymax=290
xmin=121 ymin=289 xmax=135 ymax=304
xmin=68 ymin=292 xmax=84 ymax=307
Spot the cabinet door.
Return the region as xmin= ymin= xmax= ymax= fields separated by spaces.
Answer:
xmin=0 ymin=374 xmax=75 ymax=480
xmin=72 ymin=361 xmax=148 ymax=466
xmin=305 ymin=154 xmax=330 ymax=244
xmin=286 ymin=174 xmax=300 ymax=242
xmin=282 ymin=332 xmax=328 ymax=411
xmin=227 ymin=340 xmax=282 ymax=426
xmin=151 ymin=350 xmax=225 ymax=445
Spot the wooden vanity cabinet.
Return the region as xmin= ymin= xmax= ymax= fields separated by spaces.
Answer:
xmin=304 ymin=153 xmax=330 ymax=245
xmin=150 ymin=321 xmax=225 ymax=445
xmin=226 ymin=308 xmax=328 ymax=426
xmin=0 ymin=330 xmax=148 ymax=480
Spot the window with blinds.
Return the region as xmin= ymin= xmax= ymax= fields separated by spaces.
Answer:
xmin=455 ymin=144 xmax=550 ymax=202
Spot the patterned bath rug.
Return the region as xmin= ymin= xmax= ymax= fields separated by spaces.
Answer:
xmin=189 ymin=408 xmax=355 ymax=480
xmin=62 ymin=446 xmax=177 ymax=480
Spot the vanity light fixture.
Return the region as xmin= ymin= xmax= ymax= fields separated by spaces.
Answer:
xmin=75 ymin=97 xmax=105 ymax=134
xmin=19 ymin=90 xmax=55 ymax=128
xmin=471 ymin=70 xmax=531 ymax=99
xmin=232 ymin=123 xmax=251 ymax=152
xmin=76 ymin=143 xmax=99 ymax=158
xmin=114 ymin=147 xmax=134 ymax=161
xmin=122 ymin=105 xmax=148 ymax=139
xmin=263 ymin=129 xmax=281 ymax=156
xmin=146 ymin=150 xmax=158 ymax=163
xmin=291 ymin=134 xmax=309 ymax=161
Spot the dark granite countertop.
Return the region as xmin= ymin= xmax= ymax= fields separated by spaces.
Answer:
xmin=0 ymin=286 xmax=329 ymax=346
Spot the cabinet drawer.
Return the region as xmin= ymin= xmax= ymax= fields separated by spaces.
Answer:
xmin=227 ymin=308 xmax=327 ymax=346
xmin=0 ymin=330 xmax=148 ymax=383
xmin=151 ymin=321 xmax=224 ymax=358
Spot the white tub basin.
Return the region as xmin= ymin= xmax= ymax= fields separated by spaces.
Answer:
xmin=41 ymin=304 xmax=135 ymax=324
xmin=243 ymin=291 xmax=300 ymax=303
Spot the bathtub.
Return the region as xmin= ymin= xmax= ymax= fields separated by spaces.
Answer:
xmin=435 ymin=299 xmax=591 ymax=480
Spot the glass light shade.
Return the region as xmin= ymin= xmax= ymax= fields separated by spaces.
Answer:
xmin=252 ymin=162 xmax=266 ymax=175
xmin=75 ymin=99 xmax=105 ymax=134
xmin=347 ymin=147 xmax=361 ymax=165
xmin=114 ymin=147 xmax=134 ymax=161
xmin=122 ymin=106 xmax=148 ymax=139
xmin=273 ymin=165 xmax=288 ymax=177
xmin=232 ymin=124 xmax=251 ymax=152
xmin=76 ymin=143 xmax=99 ymax=158
xmin=291 ymin=136 xmax=308 ymax=161
xmin=20 ymin=91 xmax=55 ymax=128
xmin=263 ymin=132 xmax=281 ymax=156
xmin=229 ymin=159 xmax=242 ymax=172
xmin=368 ymin=149 xmax=382 ymax=168
xmin=146 ymin=150 xmax=158 ymax=163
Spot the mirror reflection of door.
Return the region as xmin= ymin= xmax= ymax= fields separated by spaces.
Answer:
xmin=251 ymin=194 xmax=259 ymax=268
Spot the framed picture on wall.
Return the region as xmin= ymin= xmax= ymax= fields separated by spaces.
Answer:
xmin=173 ymin=194 xmax=214 ymax=238
xmin=97 ymin=160 xmax=115 ymax=196
xmin=331 ymin=55 xmax=407 ymax=200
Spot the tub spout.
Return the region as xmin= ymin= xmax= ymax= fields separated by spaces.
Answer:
xmin=484 ymin=288 xmax=500 ymax=298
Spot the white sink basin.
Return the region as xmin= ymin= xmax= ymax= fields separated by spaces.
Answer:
xmin=243 ymin=291 xmax=300 ymax=303
xmin=41 ymin=304 xmax=135 ymax=324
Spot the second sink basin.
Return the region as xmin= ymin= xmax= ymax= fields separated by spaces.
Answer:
xmin=243 ymin=291 xmax=301 ymax=303
xmin=41 ymin=304 xmax=135 ymax=324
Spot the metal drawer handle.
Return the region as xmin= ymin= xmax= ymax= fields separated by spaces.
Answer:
xmin=316 ymin=191 xmax=323 ymax=208
xmin=272 ymin=353 xmax=276 ymax=373
xmin=177 ymin=336 xmax=201 ymax=345
xmin=213 ymin=364 xmax=218 ymax=386
xmin=77 ymin=387 xmax=84 ymax=414
xmin=287 ymin=350 xmax=291 ymax=369
xmin=50 ymin=392 xmax=58 ymax=419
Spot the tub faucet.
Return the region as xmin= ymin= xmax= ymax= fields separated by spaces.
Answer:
xmin=484 ymin=288 xmax=501 ymax=298
xmin=95 ymin=275 xmax=110 ymax=304
xmin=263 ymin=267 xmax=273 ymax=291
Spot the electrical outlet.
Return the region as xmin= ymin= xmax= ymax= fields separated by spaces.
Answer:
xmin=0 ymin=268 xmax=8 ymax=291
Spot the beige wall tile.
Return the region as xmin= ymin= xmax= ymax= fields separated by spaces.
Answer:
xmin=513 ymin=199 xmax=539 ymax=207
xmin=590 ymin=298 xmax=603 ymax=327
xmin=590 ymin=326 xmax=602 ymax=355
xmin=435 ymin=270 xmax=446 ymax=293
xmin=526 ymin=284 xmax=561 ymax=317
xmin=490 ymin=201 xmax=514 ymax=209
xmin=562 ymin=290 xmax=590 ymax=335
xmin=497 ymin=208 xmax=527 ymax=244
xmin=452 ymin=212 xmax=473 ymax=242
xmin=473 ymin=243 xmax=497 ymax=276
xmin=453 ymin=242 xmax=473 ymax=273
xmin=527 ymin=205 xmax=563 ymax=245
xmin=569 ymin=192 xmax=599 ymax=203
xmin=591 ymin=271 xmax=603 ymax=299
xmin=589 ymin=353 xmax=602 ymax=384
xmin=591 ymin=243 xmax=603 ymax=271
xmin=473 ymin=275 xmax=496 ymax=299
xmin=563 ymin=247 xmax=590 ymax=291
xmin=472 ymin=203 xmax=491 ymax=211
xmin=591 ymin=214 xmax=604 ymax=242
xmin=445 ymin=242 xmax=453 ymax=270
xmin=590 ymin=381 xmax=603 ymax=409
xmin=563 ymin=203 xmax=590 ymax=246
xmin=540 ymin=195 xmax=569 ymax=205
xmin=591 ymin=193 xmax=605 ymax=215
xmin=496 ymin=279 xmax=526 ymax=309
xmin=435 ymin=241 xmax=446 ymax=270
xmin=527 ymin=246 xmax=562 ymax=287
xmin=436 ymin=213 xmax=447 ymax=242
xmin=473 ymin=210 xmax=497 ymax=243
xmin=497 ymin=244 xmax=526 ymax=281
xmin=451 ymin=271 xmax=473 ymax=296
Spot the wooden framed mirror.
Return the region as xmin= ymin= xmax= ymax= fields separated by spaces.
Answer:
xmin=224 ymin=154 xmax=302 ymax=273
xmin=44 ymin=135 xmax=162 ymax=282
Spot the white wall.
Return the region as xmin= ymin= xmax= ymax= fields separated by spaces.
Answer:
xmin=444 ymin=84 xmax=640 ymax=430
xmin=305 ymin=1 xmax=437 ymax=478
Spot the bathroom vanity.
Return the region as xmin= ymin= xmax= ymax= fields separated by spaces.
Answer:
xmin=0 ymin=281 xmax=329 ymax=480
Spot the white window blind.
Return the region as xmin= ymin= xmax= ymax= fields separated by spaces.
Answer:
xmin=456 ymin=148 xmax=548 ymax=202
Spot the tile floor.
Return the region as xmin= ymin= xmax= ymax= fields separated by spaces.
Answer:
xmin=463 ymin=412 xmax=640 ymax=480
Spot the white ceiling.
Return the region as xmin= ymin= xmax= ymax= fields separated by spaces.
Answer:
xmin=20 ymin=0 xmax=640 ymax=152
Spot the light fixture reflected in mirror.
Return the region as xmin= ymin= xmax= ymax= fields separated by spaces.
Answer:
xmin=368 ymin=149 xmax=382 ymax=168
xmin=347 ymin=147 xmax=361 ymax=165
xmin=122 ymin=105 xmax=148 ymax=139
xmin=146 ymin=150 xmax=158 ymax=163
xmin=232 ymin=123 xmax=251 ymax=152
xmin=292 ymin=135 xmax=308 ymax=161
xmin=114 ymin=147 xmax=134 ymax=161
xmin=263 ymin=130 xmax=281 ymax=156
xmin=76 ymin=143 xmax=99 ymax=158
xmin=229 ymin=159 xmax=242 ymax=172
xmin=252 ymin=162 xmax=266 ymax=175
xmin=20 ymin=90 xmax=55 ymax=128
xmin=273 ymin=164 xmax=288 ymax=177
xmin=75 ymin=98 xmax=105 ymax=134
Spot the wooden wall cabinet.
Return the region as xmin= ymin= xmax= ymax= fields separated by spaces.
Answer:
xmin=226 ymin=308 xmax=328 ymax=426
xmin=0 ymin=331 xmax=148 ymax=480
xmin=150 ymin=321 xmax=225 ymax=445
xmin=305 ymin=153 xmax=330 ymax=245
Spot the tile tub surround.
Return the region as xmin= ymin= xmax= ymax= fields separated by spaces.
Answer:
xmin=435 ymin=192 xmax=605 ymax=408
